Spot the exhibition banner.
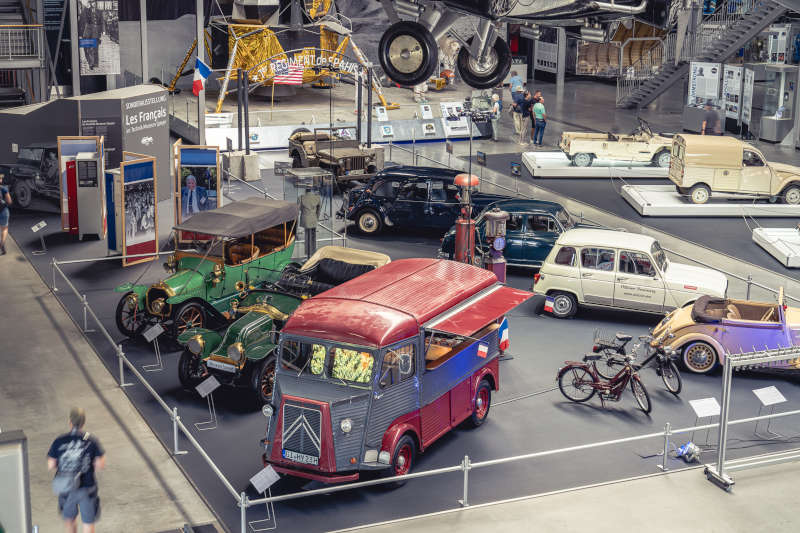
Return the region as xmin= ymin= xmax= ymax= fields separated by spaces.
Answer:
xmin=120 ymin=155 xmax=157 ymax=267
xmin=57 ymin=136 xmax=102 ymax=231
xmin=741 ymin=68 xmax=755 ymax=126
xmin=176 ymin=145 xmax=221 ymax=242
xmin=77 ymin=0 xmax=120 ymax=75
xmin=687 ymin=62 xmax=721 ymax=107
xmin=534 ymin=41 xmax=558 ymax=73
xmin=722 ymin=65 xmax=743 ymax=120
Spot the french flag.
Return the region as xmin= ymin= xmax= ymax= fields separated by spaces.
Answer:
xmin=477 ymin=343 xmax=488 ymax=359
xmin=192 ymin=58 xmax=211 ymax=96
xmin=499 ymin=317 xmax=509 ymax=352
xmin=544 ymin=296 xmax=555 ymax=313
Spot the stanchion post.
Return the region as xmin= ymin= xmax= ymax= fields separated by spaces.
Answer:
xmin=459 ymin=454 xmax=471 ymax=507
xmin=746 ymin=274 xmax=752 ymax=299
xmin=388 ymin=141 xmax=392 ymax=161
xmin=51 ymin=258 xmax=58 ymax=291
xmin=659 ymin=422 xmax=671 ymax=471
xmin=172 ymin=407 xmax=187 ymax=455
xmin=240 ymin=491 xmax=248 ymax=533
xmin=81 ymin=295 xmax=95 ymax=333
xmin=117 ymin=345 xmax=131 ymax=387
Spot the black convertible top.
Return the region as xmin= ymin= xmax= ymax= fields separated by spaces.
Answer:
xmin=173 ymin=197 xmax=297 ymax=238
xmin=691 ymin=295 xmax=727 ymax=324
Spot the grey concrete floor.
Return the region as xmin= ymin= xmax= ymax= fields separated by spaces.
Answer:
xmin=0 ymin=236 xmax=219 ymax=532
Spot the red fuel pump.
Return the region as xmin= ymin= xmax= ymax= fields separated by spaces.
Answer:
xmin=453 ymin=173 xmax=479 ymax=265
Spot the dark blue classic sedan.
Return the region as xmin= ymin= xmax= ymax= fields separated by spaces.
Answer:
xmin=439 ymin=199 xmax=583 ymax=267
xmin=340 ymin=166 xmax=507 ymax=234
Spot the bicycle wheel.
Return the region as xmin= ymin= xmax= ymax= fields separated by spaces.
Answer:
xmin=594 ymin=349 xmax=622 ymax=380
xmin=630 ymin=376 xmax=652 ymax=414
xmin=660 ymin=360 xmax=682 ymax=395
xmin=558 ymin=366 xmax=596 ymax=403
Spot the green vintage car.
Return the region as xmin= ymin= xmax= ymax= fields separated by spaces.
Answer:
xmin=114 ymin=197 xmax=298 ymax=339
xmin=175 ymin=246 xmax=391 ymax=406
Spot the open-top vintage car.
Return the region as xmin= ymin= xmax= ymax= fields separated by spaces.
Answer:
xmin=559 ymin=118 xmax=672 ymax=168
xmin=653 ymin=291 xmax=800 ymax=374
xmin=175 ymin=247 xmax=391 ymax=406
xmin=113 ymin=197 xmax=297 ymax=340
xmin=288 ymin=127 xmax=384 ymax=183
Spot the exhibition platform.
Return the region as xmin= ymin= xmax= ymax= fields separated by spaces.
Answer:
xmin=521 ymin=151 xmax=670 ymax=179
xmin=752 ymin=227 xmax=800 ymax=268
xmin=620 ymin=184 xmax=800 ymax=217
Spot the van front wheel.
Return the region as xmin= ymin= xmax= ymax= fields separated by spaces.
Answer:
xmin=689 ymin=184 xmax=710 ymax=204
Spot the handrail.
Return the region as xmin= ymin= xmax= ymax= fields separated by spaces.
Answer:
xmin=0 ymin=24 xmax=43 ymax=28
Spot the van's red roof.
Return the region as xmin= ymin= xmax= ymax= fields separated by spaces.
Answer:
xmin=281 ymin=259 xmax=498 ymax=347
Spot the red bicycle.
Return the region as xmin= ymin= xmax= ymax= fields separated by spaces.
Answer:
xmin=557 ymin=353 xmax=652 ymax=413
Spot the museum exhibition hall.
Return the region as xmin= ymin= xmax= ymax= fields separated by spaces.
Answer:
xmin=3 ymin=0 xmax=800 ymax=532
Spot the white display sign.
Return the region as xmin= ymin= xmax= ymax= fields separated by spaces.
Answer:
xmin=250 ymin=465 xmax=281 ymax=493
xmin=722 ymin=65 xmax=743 ymax=120
xmin=31 ymin=221 xmax=47 ymax=233
xmin=375 ymin=106 xmax=389 ymax=122
xmin=142 ymin=323 xmax=164 ymax=343
xmin=768 ymin=24 xmax=790 ymax=64
xmin=195 ymin=375 xmax=221 ymax=398
xmin=420 ymin=104 xmax=433 ymax=120
xmin=440 ymin=102 xmax=469 ymax=136
xmin=689 ymin=397 xmax=721 ymax=418
xmin=534 ymin=41 xmax=558 ymax=73
xmin=752 ymin=386 xmax=787 ymax=407
xmin=687 ymin=62 xmax=721 ymax=108
xmin=741 ymin=68 xmax=755 ymax=126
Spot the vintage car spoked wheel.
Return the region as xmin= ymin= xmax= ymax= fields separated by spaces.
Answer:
xmin=630 ymin=376 xmax=652 ymax=414
xmin=557 ymin=366 xmax=596 ymax=402
xmin=357 ymin=210 xmax=382 ymax=234
xmin=178 ymin=350 xmax=205 ymax=390
xmin=550 ymin=292 xmax=578 ymax=319
xmin=456 ymin=36 xmax=511 ymax=89
xmin=655 ymin=151 xmax=671 ymax=168
xmin=251 ymin=354 xmax=276 ymax=407
xmin=781 ymin=184 xmax=800 ymax=205
xmin=689 ymin=184 xmax=710 ymax=204
xmin=682 ymin=342 xmax=717 ymax=374
xmin=572 ymin=153 xmax=593 ymax=167
xmin=468 ymin=380 xmax=492 ymax=427
xmin=115 ymin=292 xmax=147 ymax=337
xmin=13 ymin=180 xmax=32 ymax=209
xmin=172 ymin=302 xmax=205 ymax=337
xmin=392 ymin=435 xmax=416 ymax=479
xmin=379 ymin=21 xmax=438 ymax=86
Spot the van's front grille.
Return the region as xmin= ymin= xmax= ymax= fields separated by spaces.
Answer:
xmin=282 ymin=401 xmax=322 ymax=459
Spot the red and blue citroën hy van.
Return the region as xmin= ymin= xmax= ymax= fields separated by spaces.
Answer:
xmin=260 ymin=258 xmax=531 ymax=482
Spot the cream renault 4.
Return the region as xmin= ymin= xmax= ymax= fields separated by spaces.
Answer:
xmin=533 ymin=228 xmax=728 ymax=318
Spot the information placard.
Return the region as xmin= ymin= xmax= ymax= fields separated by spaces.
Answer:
xmin=741 ymin=68 xmax=755 ymax=126
xmin=722 ymin=65 xmax=743 ymax=120
xmin=687 ymin=62 xmax=721 ymax=108
xmin=420 ymin=104 xmax=433 ymax=120
xmin=250 ymin=465 xmax=281 ymax=493
xmin=752 ymin=386 xmax=787 ymax=407
xmin=375 ymin=106 xmax=389 ymax=122
xmin=196 ymin=375 xmax=221 ymax=399
xmin=689 ymin=397 xmax=721 ymax=418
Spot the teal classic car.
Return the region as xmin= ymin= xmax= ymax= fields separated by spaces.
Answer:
xmin=114 ymin=197 xmax=298 ymax=339
xmin=176 ymin=246 xmax=391 ymax=406
xmin=438 ymin=199 xmax=581 ymax=267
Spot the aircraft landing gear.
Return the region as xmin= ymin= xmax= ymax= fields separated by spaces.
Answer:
xmin=457 ymin=35 xmax=511 ymax=89
xmin=379 ymin=21 xmax=438 ymax=86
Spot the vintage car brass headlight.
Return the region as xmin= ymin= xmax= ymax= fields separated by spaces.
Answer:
xmin=340 ymin=418 xmax=353 ymax=433
xmin=125 ymin=293 xmax=138 ymax=310
xmin=151 ymin=298 xmax=166 ymax=314
xmin=163 ymin=254 xmax=177 ymax=273
xmin=187 ymin=335 xmax=205 ymax=355
xmin=227 ymin=342 xmax=244 ymax=362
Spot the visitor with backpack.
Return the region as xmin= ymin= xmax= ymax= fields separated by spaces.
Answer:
xmin=48 ymin=408 xmax=106 ymax=533
xmin=491 ymin=94 xmax=502 ymax=141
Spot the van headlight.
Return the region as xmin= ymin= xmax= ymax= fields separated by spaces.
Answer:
xmin=187 ymin=335 xmax=204 ymax=355
xmin=262 ymin=404 xmax=274 ymax=418
xmin=227 ymin=342 xmax=244 ymax=362
xmin=340 ymin=418 xmax=353 ymax=433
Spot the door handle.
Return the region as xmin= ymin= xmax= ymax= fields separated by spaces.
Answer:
xmin=617 ymin=276 xmax=628 ymax=281
xmin=581 ymin=272 xmax=593 ymax=278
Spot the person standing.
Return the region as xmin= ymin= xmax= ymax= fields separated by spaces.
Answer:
xmin=0 ymin=172 xmax=11 ymax=255
xmin=490 ymin=94 xmax=502 ymax=142
xmin=701 ymin=100 xmax=722 ymax=135
xmin=508 ymin=70 xmax=524 ymax=94
xmin=48 ymin=408 xmax=106 ymax=533
xmin=511 ymin=87 xmax=526 ymax=145
xmin=532 ymin=96 xmax=547 ymax=146
xmin=299 ymin=186 xmax=321 ymax=258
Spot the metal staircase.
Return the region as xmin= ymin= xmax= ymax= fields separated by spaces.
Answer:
xmin=617 ymin=0 xmax=788 ymax=108
xmin=0 ymin=0 xmax=45 ymax=105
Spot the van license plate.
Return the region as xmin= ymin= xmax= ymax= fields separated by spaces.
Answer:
xmin=206 ymin=360 xmax=237 ymax=373
xmin=347 ymin=169 xmax=364 ymax=175
xmin=283 ymin=449 xmax=318 ymax=465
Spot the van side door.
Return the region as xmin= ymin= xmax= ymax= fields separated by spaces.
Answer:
xmin=613 ymin=250 xmax=666 ymax=313
xmin=740 ymin=150 xmax=772 ymax=194
xmin=579 ymin=247 xmax=617 ymax=307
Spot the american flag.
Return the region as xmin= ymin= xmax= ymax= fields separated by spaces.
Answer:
xmin=272 ymin=61 xmax=304 ymax=85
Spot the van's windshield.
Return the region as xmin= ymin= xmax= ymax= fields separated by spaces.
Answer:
xmin=280 ymin=339 xmax=375 ymax=386
xmin=651 ymin=241 xmax=668 ymax=272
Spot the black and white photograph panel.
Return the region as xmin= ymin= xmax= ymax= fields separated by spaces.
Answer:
xmin=179 ymin=166 xmax=218 ymax=222
xmin=124 ymin=180 xmax=156 ymax=245
xmin=78 ymin=0 xmax=120 ymax=75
